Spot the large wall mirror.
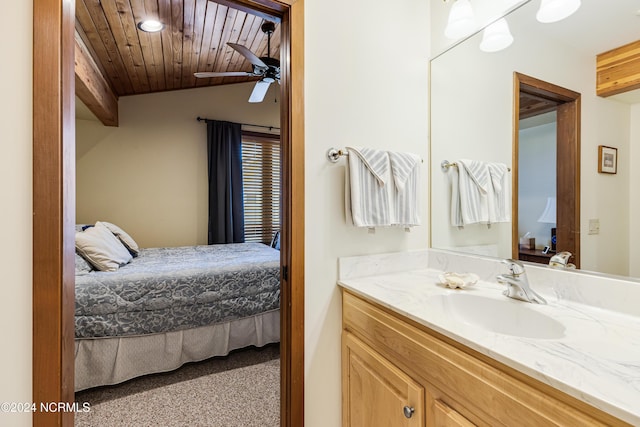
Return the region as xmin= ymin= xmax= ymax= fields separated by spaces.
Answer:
xmin=430 ymin=0 xmax=640 ymax=280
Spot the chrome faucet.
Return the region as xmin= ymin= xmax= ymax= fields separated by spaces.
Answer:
xmin=549 ymin=251 xmax=576 ymax=269
xmin=496 ymin=259 xmax=547 ymax=304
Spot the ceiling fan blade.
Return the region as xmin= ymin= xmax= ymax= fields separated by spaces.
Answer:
xmin=228 ymin=43 xmax=267 ymax=69
xmin=194 ymin=71 xmax=253 ymax=78
xmin=248 ymin=80 xmax=272 ymax=103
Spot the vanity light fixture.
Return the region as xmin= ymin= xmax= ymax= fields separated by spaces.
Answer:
xmin=479 ymin=18 xmax=514 ymax=52
xmin=536 ymin=0 xmax=581 ymax=23
xmin=444 ymin=0 xmax=477 ymax=39
xmin=137 ymin=19 xmax=164 ymax=33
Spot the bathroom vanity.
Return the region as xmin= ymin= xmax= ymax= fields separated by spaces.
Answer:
xmin=338 ymin=250 xmax=640 ymax=427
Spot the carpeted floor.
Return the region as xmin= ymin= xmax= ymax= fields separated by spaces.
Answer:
xmin=75 ymin=344 xmax=280 ymax=427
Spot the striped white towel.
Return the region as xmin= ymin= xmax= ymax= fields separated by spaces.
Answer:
xmin=389 ymin=151 xmax=421 ymax=227
xmin=346 ymin=147 xmax=392 ymax=227
xmin=456 ymin=159 xmax=490 ymax=226
xmin=487 ymin=162 xmax=510 ymax=223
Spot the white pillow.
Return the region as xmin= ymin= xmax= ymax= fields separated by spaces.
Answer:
xmin=75 ymin=222 xmax=133 ymax=271
xmin=99 ymin=221 xmax=140 ymax=256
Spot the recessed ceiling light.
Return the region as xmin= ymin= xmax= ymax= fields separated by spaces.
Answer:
xmin=137 ymin=20 xmax=164 ymax=33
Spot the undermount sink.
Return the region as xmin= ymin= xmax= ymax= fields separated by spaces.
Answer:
xmin=428 ymin=293 xmax=566 ymax=339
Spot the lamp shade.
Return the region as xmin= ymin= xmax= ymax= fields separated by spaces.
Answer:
xmin=444 ymin=0 xmax=476 ymax=39
xmin=536 ymin=0 xmax=581 ymax=23
xmin=537 ymin=197 xmax=556 ymax=224
xmin=479 ymin=18 xmax=513 ymax=53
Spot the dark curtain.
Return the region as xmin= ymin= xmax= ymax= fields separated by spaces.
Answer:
xmin=206 ymin=120 xmax=245 ymax=244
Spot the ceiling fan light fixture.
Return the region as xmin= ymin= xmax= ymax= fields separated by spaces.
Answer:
xmin=137 ymin=19 xmax=164 ymax=33
xmin=444 ymin=0 xmax=476 ymax=40
xmin=479 ymin=18 xmax=513 ymax=53
xmin=536 ymin=0 xmax=581 ymax=23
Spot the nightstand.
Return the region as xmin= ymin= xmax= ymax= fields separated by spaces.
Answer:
xmin=518 ymin=248 xmax=554 ymax=265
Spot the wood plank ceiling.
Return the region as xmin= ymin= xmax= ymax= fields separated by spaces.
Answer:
xmin=519 ymin=92 xmax=560 ymax=120
xmin=76 ymin=0 xmax=281 ymax=97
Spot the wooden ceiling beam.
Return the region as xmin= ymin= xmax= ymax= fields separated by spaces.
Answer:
xmin=597 ymin=39 xmax=640 ymax=97
xmin=74 ymin=30 xmax=119 ymax=127
xmin=213 ymin=0 xmax=283 ymax=22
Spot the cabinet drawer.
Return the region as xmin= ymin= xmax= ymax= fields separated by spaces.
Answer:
xmin=342 ymin=290 xmax=623 ymax=427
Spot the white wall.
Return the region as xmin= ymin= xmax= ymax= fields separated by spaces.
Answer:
xmin=76 ymin=82 xmax=279 ymax=248
xmin=0 ymin=1 xmax=32 ymax=426
xmin=304 ymin=0 xmax=430 ymax=426
xmin=430 ymin=0 xmax=631 ymax=275
xmin=630 ymin=103 xmax=640 ymax=278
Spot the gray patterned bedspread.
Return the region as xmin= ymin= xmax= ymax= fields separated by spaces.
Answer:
xmin=75 ymin=243 xmax=280 ymax=339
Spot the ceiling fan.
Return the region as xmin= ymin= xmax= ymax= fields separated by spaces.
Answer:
xmin=194 ymin=21 xmax=280 ymax=103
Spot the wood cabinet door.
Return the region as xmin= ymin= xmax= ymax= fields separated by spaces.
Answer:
xmin=343 ymin=332 xmax=425 ymax=427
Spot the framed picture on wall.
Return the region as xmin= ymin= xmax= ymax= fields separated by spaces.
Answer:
xmin=598 ymin=145 xmax=617 ymax=174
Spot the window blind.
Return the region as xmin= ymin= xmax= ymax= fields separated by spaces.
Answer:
xmin=241 ymin=132 xmax=280 ymax=245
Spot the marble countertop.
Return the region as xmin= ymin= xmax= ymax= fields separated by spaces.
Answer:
xmin=338 ymin=268 xmax=640 ymax=426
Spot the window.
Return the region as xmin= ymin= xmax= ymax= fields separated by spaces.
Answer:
xmin=241 ymin=131 xmax=280 ymax=245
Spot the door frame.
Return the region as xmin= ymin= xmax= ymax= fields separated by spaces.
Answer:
xmin=32 ymin=1 xmax=304 ymax=426
xmin=512 ymin=72 xmax=581 ymax=267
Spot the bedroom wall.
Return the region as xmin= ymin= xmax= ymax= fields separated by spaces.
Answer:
xmin=76 ymin=82 xmax=279 ymax=248
xmin=304 ymin=0 xmax=430 ymax=426
xmin=0 ymin=1 xmax=32 ymax=426
xmin=518 ymin=120 xmax=557 ymax=249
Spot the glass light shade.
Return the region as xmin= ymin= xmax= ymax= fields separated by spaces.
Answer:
xmin=137 ymin=20 xmax=164 ymax=32
xmin=536 ymin=0 xmax=581 ymax=23
xmin=537 ymin=197 xmax=556 ymax=224
xmin=479 ymin=18 xmax=513 ymax=53
xmin=444 ymin=0 xmax=476 ymax=40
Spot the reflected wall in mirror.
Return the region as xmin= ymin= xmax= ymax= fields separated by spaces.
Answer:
xmin=430 ymin=0 xmax=640 ymax=279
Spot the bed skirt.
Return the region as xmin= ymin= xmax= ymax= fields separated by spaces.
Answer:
xmin=74 ymin=309 xmax=280 ymax=392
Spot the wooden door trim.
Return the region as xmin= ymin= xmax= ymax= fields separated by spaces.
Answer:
xmin=556 ymin=100 xmax=581 ymax=267
xmin=512 ymin=72 xmax=580 ymax=267
xmin=32 ymin=0 xmax=76 ymax=425
xmin=32 ymin=1 xmax=304 ymax=426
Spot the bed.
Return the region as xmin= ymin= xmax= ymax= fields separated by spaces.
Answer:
xmin=74 ymin=224 xmax=280 ymax=391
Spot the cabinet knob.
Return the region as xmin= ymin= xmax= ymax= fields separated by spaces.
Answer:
xmin=403 ymin=406 xmax=415 ymax=418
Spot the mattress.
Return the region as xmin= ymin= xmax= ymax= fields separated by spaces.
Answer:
xmin=75 ymin=242 xmax=280 ymax=339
